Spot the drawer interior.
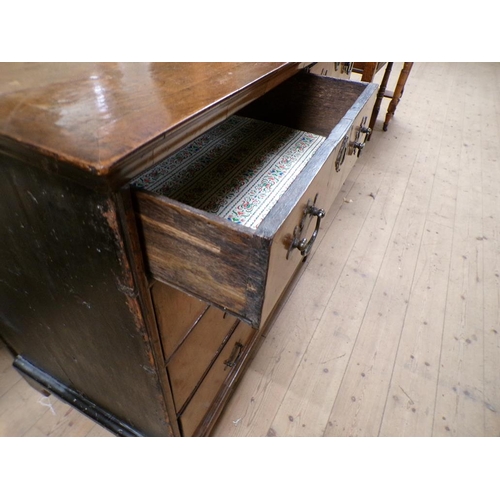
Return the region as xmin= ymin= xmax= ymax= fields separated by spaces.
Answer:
xmin=132 ymin=114 xmax=326 ymax=231
xmin=237 ymin=72 xmax=369 ymax=136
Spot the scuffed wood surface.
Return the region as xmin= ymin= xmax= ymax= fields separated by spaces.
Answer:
xmin=0 ymin=63 xmax=300 ymax=184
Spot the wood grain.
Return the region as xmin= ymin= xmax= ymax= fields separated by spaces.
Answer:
xmin=134 ymin=190 xmax=269 ymax=327
xmin=134 ymin=74 xmax=378 ymax=328
xmin=3 ymin=64 xmax=500 ymax=438
xmin=168 ymin=307 xmax=238 ymax=413
xmin=0 ymin=157 xmax=173 ymax=436
xmin=151 ymin=281 xmax=208 ymax=361
xmin=179 ymin=321 xmax=255 ymax=436
xmin=239 ymin=72 xmax=375 ymax=137
xmin=0 ymin=63 xmax=302 ymax=186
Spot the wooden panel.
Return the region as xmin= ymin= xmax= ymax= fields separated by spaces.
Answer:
xmin=134 ymin=191 xmax=270 ymax=327
xmin=259 ymin=83 xmax=377 ymax=325
xmin=168 ymin=307 xmax=238 ymax=412
xmin=0 ymin=63 xmax=303 ymax=186
xmin=179 ymin=321 xmax=255 ymax=436
xmin=238 ymin=72 xmax=374 ymax=137
xmin=260 ymin=143 xmax=334 ymax=324
xmin=342 ymin=89 xmax=378 ymax=185
xmin=151 ymin=280 xmax=208 ymax=361
xmin=0 ymin=158 xmax=173 ymax=436
xmin=134 ymin=75 xmax=378 ymax=329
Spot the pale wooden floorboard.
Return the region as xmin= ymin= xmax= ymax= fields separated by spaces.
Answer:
xmin=214 ymin=62 xmax=500 ymax=437
xmin=481 ymin=64 xmax=500 ymax=436
xmin=1 ymin=63 xmax=499 ymax=437
xmin=0 ymin=340 xmax=114 ymax=437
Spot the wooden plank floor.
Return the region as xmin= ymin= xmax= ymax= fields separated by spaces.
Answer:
xmin=1 ymin=62 xmax=499 ymax=437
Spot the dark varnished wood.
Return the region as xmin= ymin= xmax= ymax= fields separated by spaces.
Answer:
xmin=0 ymin=63 xmax=303 ymax=187
xmin=253 ymin=75 xmax=378 ymax=238
xmin=14 ymin=356 xmax=143 ymax=436
xmin=116 ymin=187 xmax=181 ymax=436
xmin=0 ymin=158 xmax=173 ymax=436
xmin=0 ymin=64 xmax=379 ymax=437
xmin=238 ymin=73 xmax=368 ymax=136
xmin=134 ymin=191 xmax=270 ymax=327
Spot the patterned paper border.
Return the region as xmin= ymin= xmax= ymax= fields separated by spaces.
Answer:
xmin=133 ymin=116 xmax=326 ymax=229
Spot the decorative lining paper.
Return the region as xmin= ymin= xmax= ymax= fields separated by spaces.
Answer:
xmin=132 ymin=116 xmax=326 ymax=229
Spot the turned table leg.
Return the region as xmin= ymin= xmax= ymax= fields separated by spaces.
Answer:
xmin=383 ymin=62 xmax=414 ymax=131
xmin=368 ymin=62 xmax=393 ymax=139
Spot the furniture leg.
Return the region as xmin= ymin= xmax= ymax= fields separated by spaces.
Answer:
xmin=368 ymin=62 xmax=393 ymax=138
xmin=383 ymin=62 xmax=414 ymax=131
xmin=360 ymin=62 xmax=378 ymax=83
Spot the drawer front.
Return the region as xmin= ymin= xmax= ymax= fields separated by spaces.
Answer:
xmin=179 ymin=321 xmax=255 ymax=436
xmin=260 ymin=140 xmax=340 ymax=324
xmin=151 ymin=281 xmax=208 ymax=361
xmin=341 ymin=89 xmax=378 ymax=185
xmin=168 ymin=306 xmax=239 ymax=413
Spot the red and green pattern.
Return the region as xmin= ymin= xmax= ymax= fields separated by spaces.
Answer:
xmin=133 ymin=116 xmax=326 ymax=229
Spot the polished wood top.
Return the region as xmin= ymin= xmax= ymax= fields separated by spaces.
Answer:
xmin=0 ymin=62 xmax=301 ymax=184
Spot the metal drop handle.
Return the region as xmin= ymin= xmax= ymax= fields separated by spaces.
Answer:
xmin=297 ymin=206 xmax=325 ymax=258
xmin=287 ymin=197 xmax=325 ymax=260
xmin=224 ymin=342 xmax=244 ymax=369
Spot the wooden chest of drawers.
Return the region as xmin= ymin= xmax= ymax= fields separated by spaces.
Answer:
xmin=0 ymin=63 xmax=377 ymax=436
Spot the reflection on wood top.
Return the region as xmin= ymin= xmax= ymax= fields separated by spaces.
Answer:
xmin=0 ymin=62 xmax=299 ymax=183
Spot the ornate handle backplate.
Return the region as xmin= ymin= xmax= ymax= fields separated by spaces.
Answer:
xmin=336 ymin=135 xmax=349 ymax=172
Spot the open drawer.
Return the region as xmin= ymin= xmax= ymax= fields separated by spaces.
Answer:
xmin=132 ymin=72 xmax=377 ymax=328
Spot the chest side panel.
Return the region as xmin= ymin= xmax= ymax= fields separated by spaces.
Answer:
xmin=0 ymin=157 xmax=172 ymax=436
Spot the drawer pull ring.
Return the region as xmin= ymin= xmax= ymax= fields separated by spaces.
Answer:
xmin=299 ymin=205 xmax=325 ymax=258
xmin=224 ymin=342 xmax=244 ymax=369
xmin=287 ymin=196 xmax=325 ymax=261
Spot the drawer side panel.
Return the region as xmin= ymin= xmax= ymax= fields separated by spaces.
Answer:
xmin=135 ymin=191 xmax=269 ymax=326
